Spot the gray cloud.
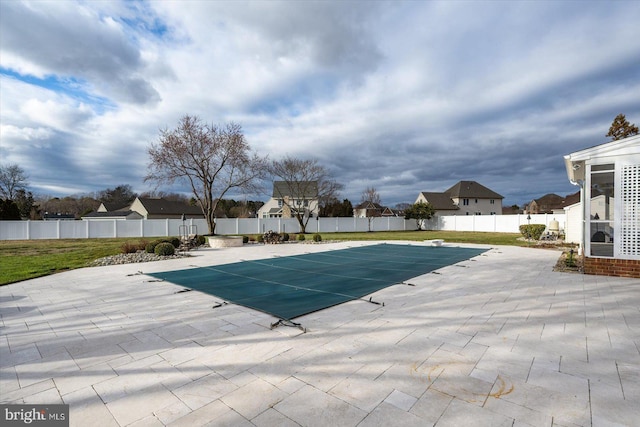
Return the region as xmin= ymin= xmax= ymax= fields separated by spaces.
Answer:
xmin=1 ymin=1 xmax=639 ymax=208
xmin=0 ymin=1 xmax=160 ymax=105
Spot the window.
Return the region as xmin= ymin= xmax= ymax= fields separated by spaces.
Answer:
xmin=475 ymin=199 xmax=478 ymax=204
xmin=463 ymin=198 xmax=469 ymax=206
xmin=589 ymin=164 xmax=614 ymax=257
xmin=278 ymin=199 xmax=283 ymax=208
xmin=490 ymin=199 xmax=495 ymax=204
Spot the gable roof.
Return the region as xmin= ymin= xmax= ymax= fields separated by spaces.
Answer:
xmin=564 ymin=134 xmax=640 ymax=183
xmin=82 ymin=210 xmax=143 ymax=219
xmin=418 ymin=192 xmax=459 ymax=211
xmin=272 ymin=181 xmax=318 ymax=198
xmin=445 ymin=181 xmax=503 ymax=199
xmin=136 ymin=197 xmax=203 ymax=216
xmin=98 ymin=202 xmax=129 ymax=212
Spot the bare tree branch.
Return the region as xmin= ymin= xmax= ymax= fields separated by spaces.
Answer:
xmin=145 ymin=115 xmax=267 ymax=234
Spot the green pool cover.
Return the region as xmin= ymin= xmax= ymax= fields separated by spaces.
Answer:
xmin=148 ymin=243 xmax=487 ymax=321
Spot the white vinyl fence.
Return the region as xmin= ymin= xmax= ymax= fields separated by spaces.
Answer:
xmin=0 ymin=213 xmax=565 ymax=241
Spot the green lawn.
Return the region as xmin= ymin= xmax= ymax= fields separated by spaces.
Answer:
xmin=0 ymin=238 xmax=148 ymax=285
xmin=0 ymin=231 xmax=525 ymax=286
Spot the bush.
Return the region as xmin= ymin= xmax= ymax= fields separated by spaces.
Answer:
xmin=282 ymin=232 xmax=290 ymax=242
xmin=313 ymin=234 xmax=322 ymax=242
xmin=519 ymin=224 xmax=547 ymax=240
xmin=263 ymin=230 xmax=282 ymax=244
xmin=121 ymin=241 xmax=139 ymax=254
xmin=168 ymin=237 xmax=181 ymax=248
xmin=137 ymin=239 xmax=150 ymax=251
xmin=154 ymin=242 xmax=175 ymax=256
xmin=242 ymin=235 xmax=249 ymax=244
xmin=196 ymin=235 xmax=206 ymax=246
xmin=297 ymin=234 xmax=306 ymax=241
xmin=256 ymin=234 xmax=264 ymax=243
xmin=146 ymin=240 xmax=161 ymax=253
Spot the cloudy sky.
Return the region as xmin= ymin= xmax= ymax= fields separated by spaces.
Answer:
xmin=1 ymin=0 xmax=639 ymax=208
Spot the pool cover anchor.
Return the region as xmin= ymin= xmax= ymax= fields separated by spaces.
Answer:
xmin=271 ymin=319 xmax=307 ymax=333
xmin=365 ymin=296 xmax=384 ymax=306
xmin=212 ymin=301 xmax=228 ymax=309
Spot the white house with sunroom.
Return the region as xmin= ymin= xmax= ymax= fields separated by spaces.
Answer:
xmin=564 ymin=134 xmax=640 ymax=277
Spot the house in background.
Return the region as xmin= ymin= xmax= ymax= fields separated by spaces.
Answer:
xmin=525 ymin=192 xmax=580 ymax=214
xmin=82 ymin=210 xmax=144 ymax=221
xmin=129 ymin=197 xmax=203 ymax=219
xmin=416 ymin=180 xmax=503 ymax=216
xmin=415 ymin=192 xmax=459 ymax=217
xmin=258 ymin=181 xmax=320 ymax=219
xmin=564 ymin=134 xmax=640 ymax=278
xmin=42 ymin=213 xmax=76 ymax=221
xmin=353 ymin=202 xmax=396 ymax=218
xmin=84 ymin=197 xmax=203 ymax=220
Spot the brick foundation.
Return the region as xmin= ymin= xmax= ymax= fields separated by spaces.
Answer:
xmin=583 ymin=257 xmax=640 ymax=278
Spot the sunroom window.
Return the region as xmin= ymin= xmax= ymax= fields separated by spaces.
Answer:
xmin=589 ymin=164 xmax=614 ymax=257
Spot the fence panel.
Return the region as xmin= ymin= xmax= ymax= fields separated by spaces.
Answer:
xmin=0 ymin=213 xmax=567 ymax=240
xmin=59 ymin=221 xmax=89 ymax=239
xmin=0 ymin=221 xmax=28 ymax=240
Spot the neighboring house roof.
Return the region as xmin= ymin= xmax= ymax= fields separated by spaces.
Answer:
xmin=43 ymin=213 xmax=76 ymax=220
xmin=526 ymin=191 xmax=581 ymax=214
xmin=82 ymin=211 xmax=143 ymax=219
xmin=445 ymin=181 xmax=504 ymax=199
xmin=135 ymin=197 xmax=203 ymax=216
xmin=98 ymin=202 xmax=129 ymax=212
xmin=272 ymin=181 xmax=318 ymax=198
xmin=418 ymin=192 xmax=459 ymax=211
xmin=354 ymin=202 xmax=396 ymax=217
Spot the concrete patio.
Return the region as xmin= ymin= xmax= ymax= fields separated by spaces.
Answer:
xmin=1 ymin=241 xmax=638 ymax=426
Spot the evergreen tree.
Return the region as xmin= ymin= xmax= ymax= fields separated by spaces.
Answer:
xmin=606 ymin=114 xmax=639 ymax=141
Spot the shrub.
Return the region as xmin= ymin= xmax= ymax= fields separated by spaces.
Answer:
xmin=168 ymin=237 xmax=181 ymax=248
xmin=146 ymin=240 xmax=161 ymax=253
xmin=282 ymin=232 xmax=290 ymax=242
xmin=242 ymin=235 xmax=249 ymax=244
xmin=154 ymin=242 xmax=175 ymax=256
xmin=297 ymin=234 xmax=306 ymax=241
xmin=263 ymin=230 xmax=282 ymax=244
xmin=196 ymin=235 xmax=206 ymax=246
xmin=121 ymin=241 xmax=139 ymax=254
xmin=519 ymin=224 xmax=547 ymax=240
xmin=256 ymin=234 xmax=264 ymax=243
xmin=313 ymin=234 xmax=322 ymax=242
xmin=137 ymin=239 xmax=150 ymax=251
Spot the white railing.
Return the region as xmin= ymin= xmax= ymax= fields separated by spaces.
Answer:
xmin=0 ymin=213 xmax=565 ymax=240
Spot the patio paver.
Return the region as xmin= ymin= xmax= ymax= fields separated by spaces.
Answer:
xmin=1 ymin=241 xmax=639 ymax=426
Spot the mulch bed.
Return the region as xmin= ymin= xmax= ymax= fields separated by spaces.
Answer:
xmin=553 ymin=249 xmax=583 ymax=273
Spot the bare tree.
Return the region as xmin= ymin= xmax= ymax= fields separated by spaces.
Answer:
xmin=269 ymin=156 xmax=342 ymax=233
xmin=359 ymin=186 xmax=382 ymax=231
xmin=145 ymin=115 xmax=267 ymax=234
xmin=0 ymin=163 xmax=28 ymax=200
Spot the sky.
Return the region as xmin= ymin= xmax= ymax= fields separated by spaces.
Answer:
xmin=1 ymin=0 xmax=639 ymax=209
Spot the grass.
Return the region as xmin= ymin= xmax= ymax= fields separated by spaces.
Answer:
xmin=0 ymin=238 xmax=146 ymax=286
xmin=0 ymin=231 xmax=525 ymax=286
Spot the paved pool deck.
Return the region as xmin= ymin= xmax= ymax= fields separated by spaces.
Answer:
xmin=1 ymin=241 xmax=638 ymax=427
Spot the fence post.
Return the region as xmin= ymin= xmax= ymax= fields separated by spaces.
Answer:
xmin=166 ymin=218 xmax=169 ymax=237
